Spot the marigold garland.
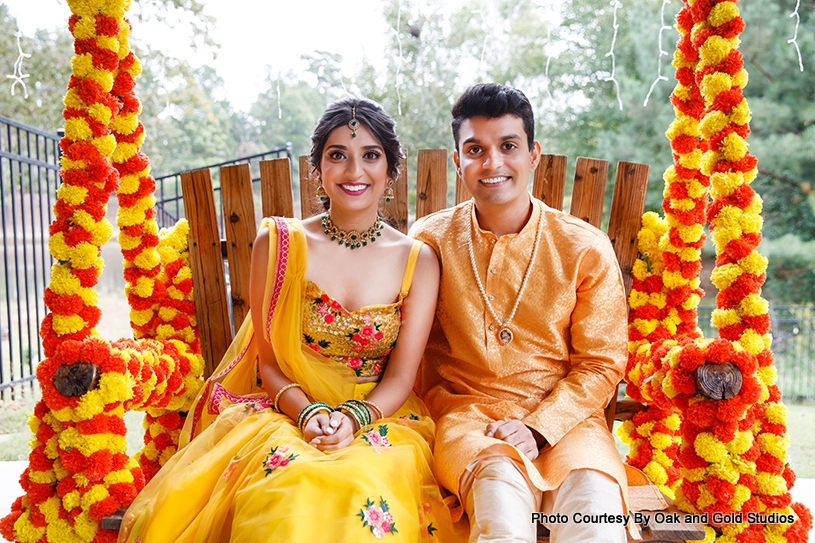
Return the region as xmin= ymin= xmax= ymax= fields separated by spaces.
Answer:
xmin=622 ymin=1 xmax=811 ymax=541
xmin=0 ymin=2 xmax=205 ymax=542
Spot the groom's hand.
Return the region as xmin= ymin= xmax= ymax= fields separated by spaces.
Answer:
xmin=485 ymin=419 xmax=546 ymax=461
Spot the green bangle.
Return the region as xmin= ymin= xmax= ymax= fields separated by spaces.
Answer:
xmin=297 ymin=402 xmax=333 ymax=432
xmin=338 ymin=400 xmax=370 ymax=428
xmin=344 ymin=399 xmax=373 ymax=426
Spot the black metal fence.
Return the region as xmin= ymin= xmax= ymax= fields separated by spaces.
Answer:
xmin=0 ymin=114 xmax=61 ymax=399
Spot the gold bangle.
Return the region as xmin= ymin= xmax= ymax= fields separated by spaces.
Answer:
xmin=273 ymin=382 xmax=302 ymax=412
xmin=340 ymin=408 xmax=362 ymax=433
xmin=358 ymin=399 xmax=384 ymax=421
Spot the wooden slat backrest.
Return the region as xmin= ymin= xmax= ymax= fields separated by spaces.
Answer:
xmin=180 ymin=168 xmax=234 ymax=378
xmin=221 ymin=164 xmax=257 ymax=332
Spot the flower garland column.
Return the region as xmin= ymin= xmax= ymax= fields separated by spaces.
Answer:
xmin=622 ymin=0 xmax=708 ymax=500
xmin=696 ymin=0 xmax=813 ymax=540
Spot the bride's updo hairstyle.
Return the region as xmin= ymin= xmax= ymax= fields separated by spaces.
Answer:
xmin=308 ymin=97 xmax=404 ymax=198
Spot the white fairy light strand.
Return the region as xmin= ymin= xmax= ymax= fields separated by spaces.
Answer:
xmin=603 ymin=0 xmax=623 ymax=111
xmin=472 ymin=7 xmax=488 ymax=73
xmin=276 ymin=73 xmax=282 ymax=119
xmin=6 ymin=32 xmax=31 ymax=98
xmin=543 ymin=27 xmax=559 ymax=102
xmin=392 ymin=0 xmax=404 ymax=116
xmin=643 ymin=0 xmax=672 ymax=107
xmin=788 ymin=0 xmax=804 ymax=72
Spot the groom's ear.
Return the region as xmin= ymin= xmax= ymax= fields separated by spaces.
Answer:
xmin=453 ymin=150 xmax=462 ymax=179
xmin=530 ymin=141 xmax=541 ymax=170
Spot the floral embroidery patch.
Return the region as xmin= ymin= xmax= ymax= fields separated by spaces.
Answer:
xmin=362 ymin=425 xmax=391 ymax=447
xmin=358 ymin=497 xmax=397 ymax=538
xmin=303 ymin=333 xmax=330 ymax=353
xmin=347 ymin=315 xmax=386 ymax=353
xmin=418 ymin=503 xmax=437 ymax=537
xmin=262 ymin=444 xmax=297 ymax=476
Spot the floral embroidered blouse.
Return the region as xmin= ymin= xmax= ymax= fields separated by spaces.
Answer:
xmin=301 ymin=240 xmax=423 ymax=379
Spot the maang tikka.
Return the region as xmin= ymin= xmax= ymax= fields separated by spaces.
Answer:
xmin=348 ymin=106 xmax=359 ymax=138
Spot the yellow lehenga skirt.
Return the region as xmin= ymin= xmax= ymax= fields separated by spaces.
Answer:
xmin=119 ymin=383 xmax=465 ymax=542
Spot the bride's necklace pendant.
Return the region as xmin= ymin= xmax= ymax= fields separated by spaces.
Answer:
xmin=498 ymin=327 xmax=513 ymax=344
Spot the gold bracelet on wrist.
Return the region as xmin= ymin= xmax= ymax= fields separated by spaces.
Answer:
xmin=357 ymin=399 xmax=384 ymax=421
xmin=273 ymin=382 xmax=302 ymax=412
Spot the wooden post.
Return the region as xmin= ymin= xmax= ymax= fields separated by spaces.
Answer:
xmin=220 ymin=163 xmax=257 ymax=332
xmin=570 ymin=157 xmax=609 ymax=228
xmin=416 ymin=149 xmax=448 ymax=219
xmin=607 ymin=161 xmax=649 ymax=296
xmin=383 ymin=156 xmax=409 ymax=233
xmin=260 ymin=158 xmax=294 ymax=218
xmin=533 ymin=154 xmax=568 ymax=210
xmin=299 ymin=156 xmax=321 ymax=219
xmin=181 ymin=168 xmax=233 ymax=378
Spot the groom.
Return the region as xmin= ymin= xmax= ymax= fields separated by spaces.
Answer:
xmin=411 ymin=83 xmax=628 ymax=543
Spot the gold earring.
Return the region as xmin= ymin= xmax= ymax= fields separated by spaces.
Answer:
xmin=316 ymin=184 xmax=328 ymax=201
xmin=383 ymin=178 xmax=395 ymax=203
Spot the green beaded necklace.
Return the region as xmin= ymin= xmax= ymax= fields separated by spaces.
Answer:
xmin=320 ymin=213 xmax=383 ymax=249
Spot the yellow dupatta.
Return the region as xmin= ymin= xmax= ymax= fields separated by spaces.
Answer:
xmin=180 ymin=217 xmax=356 ymax=445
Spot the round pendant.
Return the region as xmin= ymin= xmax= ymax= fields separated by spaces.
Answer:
xmin=498 ymin=327 xmax=513 ymax=344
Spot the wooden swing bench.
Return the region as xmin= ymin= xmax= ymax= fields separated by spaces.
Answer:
xmin=175 ymin=150 xmax=711 ymax=542
xmin=91 ymin=150 xmax=740 ymax=539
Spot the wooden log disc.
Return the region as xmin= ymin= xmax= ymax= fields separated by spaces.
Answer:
xmin=53 ymin=362 xmax=99 ymax=397
xmin=695 ymin=361 xmax=742 ymax=400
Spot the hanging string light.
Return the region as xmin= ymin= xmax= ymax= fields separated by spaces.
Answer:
xmin=603 ymin=0 xmax=623 ymax=111
xmin=788 ymin=0 xmax=804 ymax=72
xmin=6 ymin=32 xmax=31 ymax=98
xmin=643 ymin=0 xmax=672 ymax=107
xmin=391 ymin=0 xmax=404 ymax=116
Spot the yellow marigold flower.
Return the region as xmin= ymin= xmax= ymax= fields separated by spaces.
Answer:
xmin=64 ymin=116 xmax=94 ymax=142
xmin=695 ymin=432 xmax=728 ymax=463
xmin=96 ymin=34 xmax=119 ymax=52
xmin=700 ymin=35 xmax=736 ymax=68
xmin=668 ymin=197 xmax=697 ymax=213
xmin=736 ymin=251 xmax=768 ymax=277
xmin=709 ymin=463 xmax=740 ymax=484
xmin=52 ymin=314 xmax=88 ymax=335
xmin=721 ymin=133 xmax=748 ymax=163
xmin=130 ymin=307 xmax=154 ymax=327
xmin=644 ymin=462 xmax=668 ymax=485
xmin=734 ymin=69 xmax=749 ymax=88
xmin=629 ymin=290 xmax=649 ymax=309
xmin=708 ymin=1 xmax=740 ymax=26
xmin=650 ymin=292 xmax=668 ymax=309
xmin=730 ymin=484 xmax=752 ymax=510
xmin=91 ymin=134 xmax=117 ymax=157
xmin=134 ymin=250 xmax=161 ymax=270
xmin=119 ymin=169 xmax=150 ymax=194
xmin=110 ymin=112 xmax=139 ymax=135
xmin=112 ymin=141 xmax=139 ymax=163
xmin=765 ymin=403 xmax=788 ymax=425
xmin=28 ymin=469 xmax=56 ymax=485
xmin=757 ymin=473 xmax=788 ymax=495
xmin=71 ymin=15 xmax=96 ymax=38
xmin=60 ymin=159 xmax=88 ymax=176
xmin=651 ymin=433 xmax=673 ymax=450
xmin=87 ymin=102 xmax=113 ymax=124
xmin=712 ymin=308 xmax=742 ymax=328
xmin=731 ymin=100 xmax=751 ymax=125
xmin=737 ymin=294 xmax=768 ymax=317
xmin=662 ymin=270 xmax=688 ymax=289
xmin=57 ymin=183 xmax=89 ymax=206
xmin=63 ymin=489 xmax=81 ymax=511
xmin=678 ymin=148 xmax=704 ymax=170
xmin=683 ymin=466 xmax=708 ymax=483
xmin=757 ymin=431 xmax=789 ymax=459
xmin=728 ymin=430 xmax=753 ymax=456
xmin=709 ymin=172 xmax=745 ymax=199
xmin=700 ymin=109 xmax=731 ymax=142
xmin=633 ymin=318 xmax=659 ymax=337
xmin=739 ymin=329 xmax=767 ymax=354
xmin=79 ymin=482 xmax=110 ymax=512
xmin=711 ymin=263 xmax=742 ymax=289
xmin=697 ymin=484 xmax=717 ymax=509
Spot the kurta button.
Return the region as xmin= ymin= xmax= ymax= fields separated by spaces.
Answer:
xmin=490 ymin=268 xmax=497 ymax=274
xmin=489 ymin=324 xmax=495 ymax=331
xmin=489 ymin=295 xmax=495 ymax=301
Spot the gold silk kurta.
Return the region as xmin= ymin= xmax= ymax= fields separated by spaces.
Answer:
xmin=412 ymin=198 xmax=628 ymax=518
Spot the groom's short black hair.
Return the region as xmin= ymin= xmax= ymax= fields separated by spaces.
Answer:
xmin=451 ymin=83 xmax=535 ymax=150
